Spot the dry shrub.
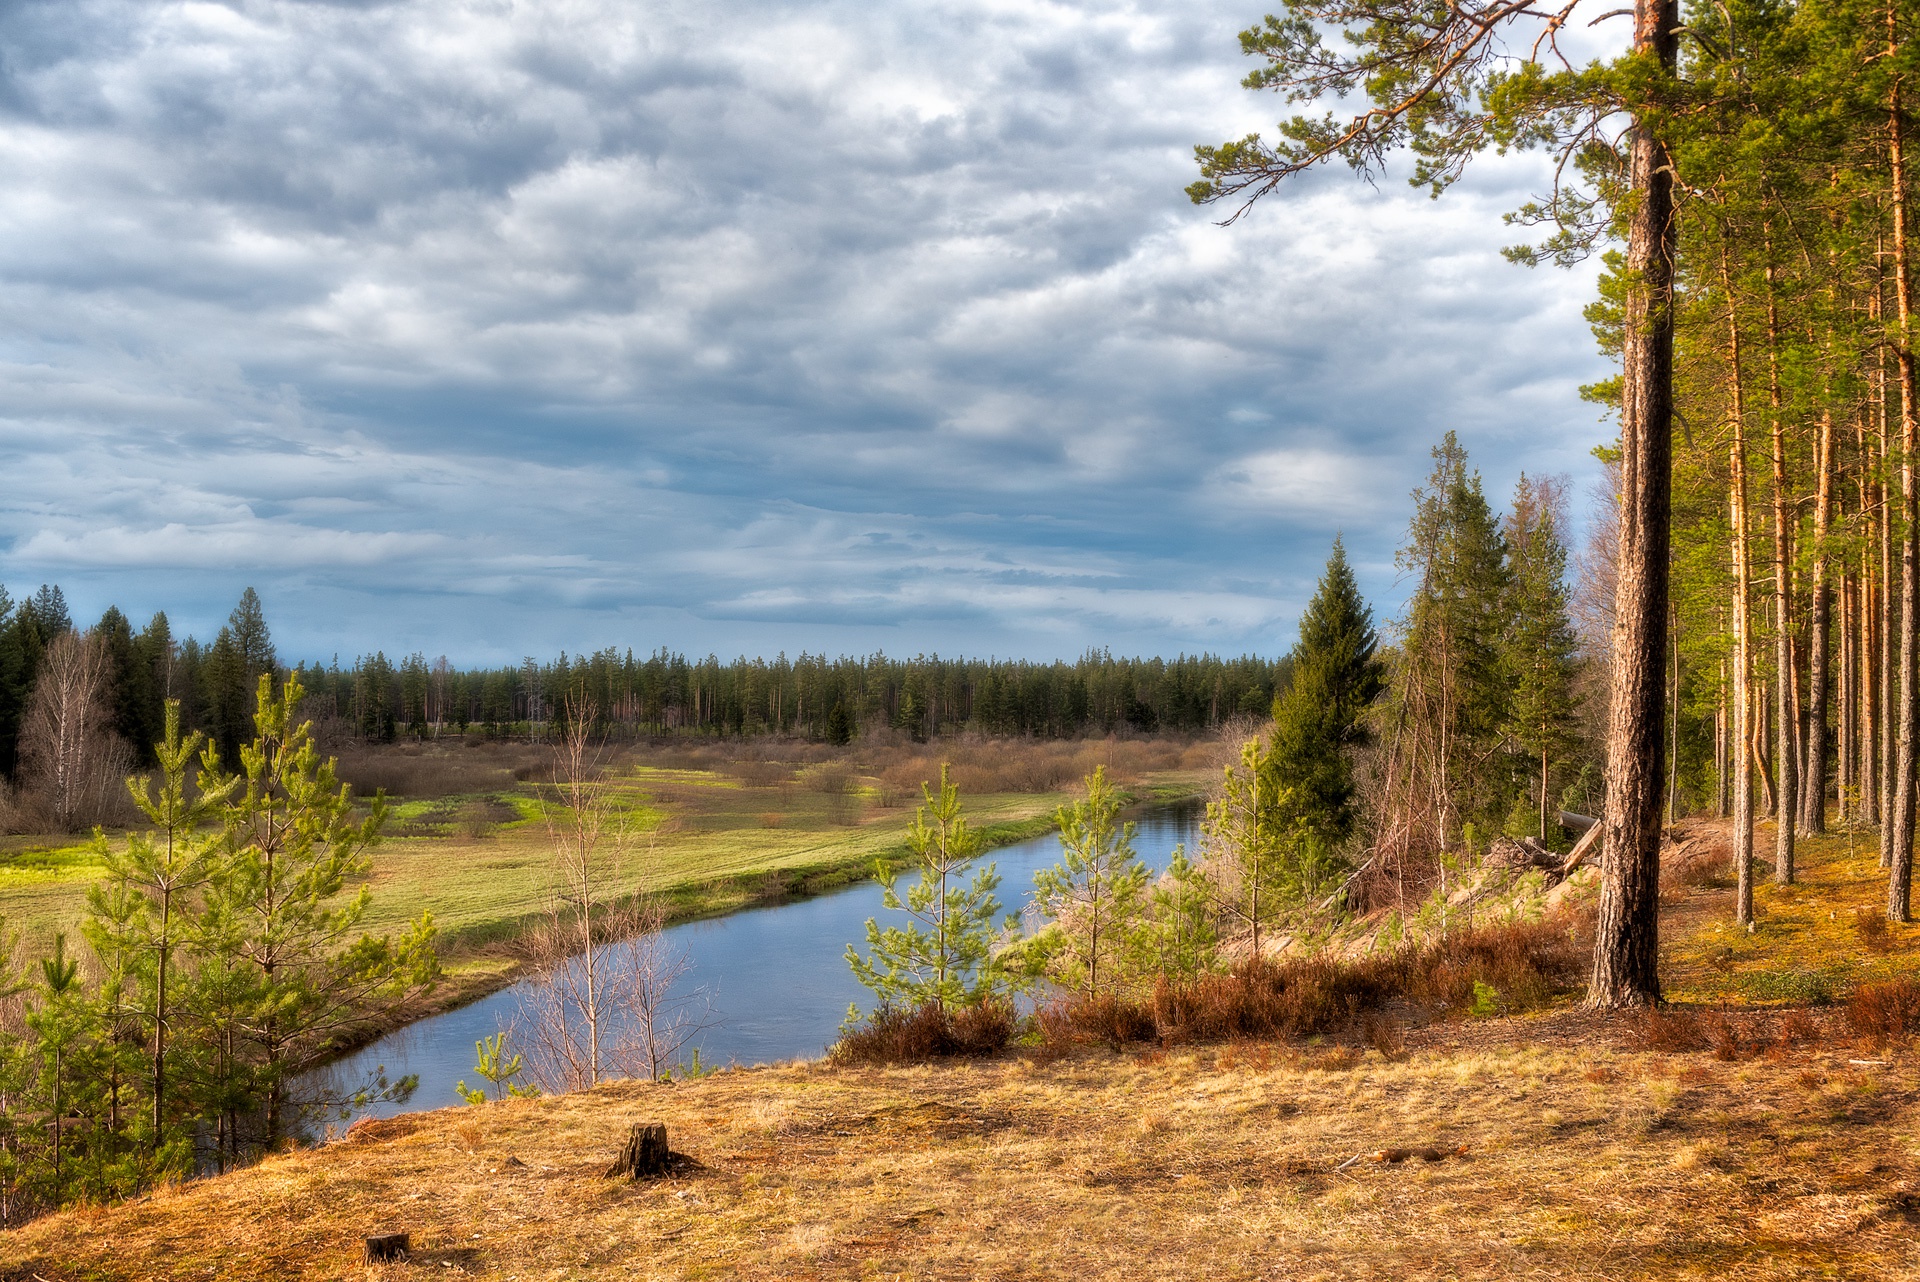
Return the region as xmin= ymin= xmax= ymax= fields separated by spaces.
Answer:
xmin=830 ymin=1000 xmax=1016 ymax=1065
xmin=1042 ymin=919 xmax=1584 ymax=1050
xmin=1628 ymin=1007 xmax=1828 ymax=1061
xmin=1672 ymin=856 xmax=1732 ymax=890
xmin=1625 ymin=1008 xmax=1711 ymax=1053
xmin=728 ymin=760 xmax=788 ymax=789
xmin=451 ymin=799 xmax=504 ymax=840
xmin=1772 ymin=1008 xmax=1820 ymax=1047
xmin=1037 ymin=993 xmax=1158 ymax=1047
xmin=1855 ymin=908 xmax=1894 ymax=954
xmin=335 ymin=747 xmax=521 ymax=798
xmin=873 ymin=735 xmax=1196 ymax=800
xmin=1707 ymin=1013 xmax=1745 ymax=1061
xmin=1848 ymin=978 xmax=1920 ymax=1042
xmin=1362 ymin=1013 xmax=1407 ymax=1060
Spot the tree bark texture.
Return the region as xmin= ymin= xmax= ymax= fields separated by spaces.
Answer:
xmin=606 ymin=1121 xmax=672 ymax=1179
xmin=1889 ymin=62 xmax=1919 ymax=921
xmin=1590 ymin=0 xmax=1676 ymax=1008
xmin=1765 ymin=255 xmax=1797 ymax=883
xmin=1802 ymin=407 xmax=1834 ymax=833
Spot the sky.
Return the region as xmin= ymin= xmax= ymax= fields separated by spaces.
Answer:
xmin=0 ymin=0 xmax=1620 ymax=666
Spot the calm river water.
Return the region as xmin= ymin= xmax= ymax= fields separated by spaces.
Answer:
xmin=307 ymin=803 xmax=1202 ymax=1127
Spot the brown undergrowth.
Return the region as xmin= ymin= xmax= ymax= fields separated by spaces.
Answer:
xmin=830 ymin=1000 xmax=1018 ymax=1064
xmin=1037 ymin=917 xmax=1587 ymax=1053
xmin=6 ymin=1024 xmax=1919 ymax=1281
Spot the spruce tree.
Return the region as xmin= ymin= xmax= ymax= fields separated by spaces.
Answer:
xmin=1267 ymin=537 xmax=1384 ymax=848
xmin=1398 ymin=433 xmax=1514 ymax=840
xmin=227 ymin=588 xmax=275 ymax=681
xmin=1502 ymin=478 xmax=1583 ymax=841
xmin=824 ymin=699 xmax=854 ymax=745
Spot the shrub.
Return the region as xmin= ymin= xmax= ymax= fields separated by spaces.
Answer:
xmin=1855 ymin=908 xmax=1893 ymax=954
xmin=830 ymin=1000 xmax=1017 ymax=1065
xmin=1041 ymin=918 xmax=1584 ymax=1049
xmin=1037 ymin=993 xmax=1159 ymax=1047
xmin=1848 ymin=978 xmax=1920 ymax=1042
xmin=1625 ymin=1008 xmax=1710 ymax=1053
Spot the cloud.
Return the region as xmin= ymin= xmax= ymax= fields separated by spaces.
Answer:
xmin=0 ymin=0 xmax=1618 ymax=662
xmin=1206 ymin=448 xmax=1385 ymax=520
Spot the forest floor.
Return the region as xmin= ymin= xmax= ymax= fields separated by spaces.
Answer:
xmin=0 ymin=734 xmax=1219 ymax=1019
xmin=6 ymin=817 xmax=1920 ymax=1279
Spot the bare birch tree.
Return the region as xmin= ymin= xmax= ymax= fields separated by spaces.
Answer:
xmin=19 ymin=631 xmax=129 ymax=831
xmin=516 ymin=700 xmax=708 ymax=1090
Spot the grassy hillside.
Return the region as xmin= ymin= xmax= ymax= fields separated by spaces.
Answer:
xmin=6 ymin=818 xmax=1920 ymax=1279
xmin=3 ymin=1015 xmax=1915 ymax=1280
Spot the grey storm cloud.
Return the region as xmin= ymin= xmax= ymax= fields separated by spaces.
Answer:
xmin=0 ymin=0 xmax=1616 ymax=663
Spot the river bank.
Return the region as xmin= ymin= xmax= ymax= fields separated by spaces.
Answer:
xmin=11 ymin=1004 xmax=1912 ymax=1282
xmin=319 ymin=806 xmax=1080 ymax=1071
xmin=308 ymin=798 xmax=1206 ymax=1122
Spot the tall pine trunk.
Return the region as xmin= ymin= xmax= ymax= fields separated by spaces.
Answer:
xmin=1726 ymin=245 xmax=1757 ymax=925
xmin=1840 ymin=570 xmax=1855 ymax=815
xmin=1765 ymin=251 xmax=1797 ymax=883
xmin=1802 ymin=406 xmax=1835 ymax=833
xmin=1590 ymin=0 xmax=1677 ymax=1007
xmin=1889 ymin=48 xmax=1919 ymax=920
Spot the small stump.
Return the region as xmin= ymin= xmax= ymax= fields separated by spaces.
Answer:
xmin=605 ymin=1121 xmax=671 ymax=1179
xmin=364 ymin=1232 xmax=410 ymax=1263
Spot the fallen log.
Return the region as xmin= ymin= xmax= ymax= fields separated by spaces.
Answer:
xmin=1373 ymin=1145 xmax=1469 ymax=1164
xmin=1557 ymin=819 xmax=1605 ymax=878
xmin=1559 ymin=810 xmax=1599 ymax=835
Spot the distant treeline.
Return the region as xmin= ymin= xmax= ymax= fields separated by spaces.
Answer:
xmin=0 ymin=581 xmax=1287 ymax=786
xmin=300 ymin=648 xmax=1287 ymax=746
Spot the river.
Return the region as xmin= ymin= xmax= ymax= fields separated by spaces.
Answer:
xmin=305 ymin=802 xmax=1202 ymax=1128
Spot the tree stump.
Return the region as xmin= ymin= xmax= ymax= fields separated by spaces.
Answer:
xmin=364 ymin=1232 xmax=410 ymax=1263
xmin=605 ymin=1121 xmax=671 ymax=1179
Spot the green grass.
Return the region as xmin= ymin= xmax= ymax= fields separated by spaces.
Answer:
xmin=0 ymin=760 xmax=1199 ymax=969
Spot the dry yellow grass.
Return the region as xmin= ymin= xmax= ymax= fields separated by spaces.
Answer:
xmin=6 ymin=1019 xmax=1918 ymax=1280
xmin=1663 ymin=819 xmax=1920 ymax=1005
xmin=16 ymin=802 xmax=1920 ymax=1279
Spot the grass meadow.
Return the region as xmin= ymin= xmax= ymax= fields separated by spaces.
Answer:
xmin=0 ymin=733 xmax=1222 ymax=998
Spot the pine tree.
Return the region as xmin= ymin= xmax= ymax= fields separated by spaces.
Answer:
xmin=1267 ymin=537 xmax=1385 ymax=849
xmin=197 ymin=673 xmax=438 ymax=1145
xmin=82 ymin=701 xmax=236 ymax=1157
xmin=1026 ymin=766 xmax=1149 ymax=999
xmin=846 ymin=765 xmax=1015 ymax=1012
xmin=1186 ymin=0 xmax=1682 ymax=1006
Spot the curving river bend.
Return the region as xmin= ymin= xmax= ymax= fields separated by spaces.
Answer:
xmin=306 ymin=803 xmax=1202 ymax=1127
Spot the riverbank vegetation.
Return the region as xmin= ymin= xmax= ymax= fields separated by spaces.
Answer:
xmin=7 ymin=804 xmax=1920 ymax=1276
xmin=8 ymin=978 xmax=1920 ymax=1279
xmin=0 ymin=676 xmax=440 ymax=1223
xmin=0 ymin=679 xmax=1221 ymax=1225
